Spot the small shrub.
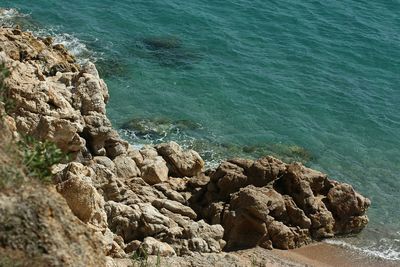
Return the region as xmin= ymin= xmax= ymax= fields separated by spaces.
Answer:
xmin=0 ymin=165 xmax=24 ymax=189
xmin=0 ymin=63 xmax=14 ymax=115
xmin=18 ymin=135 xmax=69 ymax=183
xmin=131 ymin=247 xmax=149 ymax=267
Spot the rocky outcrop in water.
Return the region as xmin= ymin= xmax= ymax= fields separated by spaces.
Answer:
xmin=0 ymin=26 xmax=370 ymax=266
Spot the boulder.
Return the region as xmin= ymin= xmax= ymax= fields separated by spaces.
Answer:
xmin=156 ymin=141 xmax=204 ymax=177
xmin=141 ymin=237 xmax=176 ymax=257
xmin=211 ymin=161 xmax=248 ymax=198
xmin=153 ymin=199 xmax=197 ymax=220
xmin=141 ymin=156 xmax=169 ymax=185
xmin=55 ymin=162 xmax=107 ymax=230
xmin=113 ymin=155 xmax=141 ymax=179
xmin=248 ymin=156 xmax=286 ymax=186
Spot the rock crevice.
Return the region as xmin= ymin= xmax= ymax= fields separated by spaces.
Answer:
xmin=0 ymin=26 xmax=370 ymax=266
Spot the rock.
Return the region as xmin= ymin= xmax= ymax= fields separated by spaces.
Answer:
xmin=248 ymin=156 xmax=286 ymax=186
xmin=141 ymin=237 xmax=176 ymax=257
xmin=0 ymin=27 xmax=372 ymax=263
xmin=211 ymin=161 xmax=248 ymax=198
xmin=113 ymin=155 xmax=141 ymax=179
xmin=125 ymin=240 xmax=141 ymax=254
xmin=230 ymin=186 xmax=286 ymax=221
xmin=154 ymin=184 xmax=186 ymax=203
xmin=55 ymin=163 xmax=107 ymax=230
xmin=0 ymin=186 xmax=107 ymax=267
xmin=185 ymin=220 xmax=225 ymax=252
xmin=141 ymin=156 xmax=169 ymax=185
xmin=200 ymin=158 xmax=370 ymax=250
xmin=326 ymin=183 xmax=370 ymax=234
xmin=156 ymin=141 xmax=204 ymax=177
xmin=153 ymin=199 xmax=197 ymax=219
xmin=105 ymin=201 xmax=141 ymax=242
xmin=139 ymin=203 xmax=171 ymax=236
xmin=139 ymin=145 xmax=159 ymax=161
xmin=283 ymin=196 xmax=312 ymax=229
xmin=93 ymin=156 xmax=116 ymax=170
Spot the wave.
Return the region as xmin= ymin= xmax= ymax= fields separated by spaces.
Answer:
xmin=0 ymin=8 xmax=98 ymax=64
xmin=324 ymin=239 xmax=400 ymax=261
xmin=35 ymin=29 xmax=98 ymax=64
xmin=0 ymin=8 xmax=28 ymax=21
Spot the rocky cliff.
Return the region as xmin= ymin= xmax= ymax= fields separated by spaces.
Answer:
xmin=0 ymin=27 xmax=370 ymax=267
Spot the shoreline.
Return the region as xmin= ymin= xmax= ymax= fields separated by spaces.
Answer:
xmin=272 ymin=242 xmax=400 ymax=267
xmin=0 ymin=19 xmax=396 ymax=266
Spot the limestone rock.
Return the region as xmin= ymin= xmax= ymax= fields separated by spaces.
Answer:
xmin=113 ymin=155 xmax=141 ymax=179
xmin=326 ymin=183 xmax=370 ymax=234
xmin=141 ymin=156 xmax=169 ymax=185
xmin=211 ymin=161 xmax=248 ymax=198
xmin=0 ymin=186 xmax=107 ymax=267
xmin=201 ymin=158 xmax=370 ymax=251
xmin=55 ymin=163 xmax=107 ymax=230
xmin=248 ymin=156 xmax=286 ymax=186
xmin=153 ymin=199 xmax=197 ymax=219
xmin=141 ymin=237 xmax=176 ymax=257
xmin=156 ymin=141 xmax=204 ymax=177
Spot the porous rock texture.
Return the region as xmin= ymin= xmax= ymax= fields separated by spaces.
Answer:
xmin=0 ymin=26 xmax=370 ymax=266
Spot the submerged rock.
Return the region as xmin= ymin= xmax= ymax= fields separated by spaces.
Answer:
xmin=136 ymin=36 xmax=202 ymax=68
xmin=121 ymin=116 xmax=202 ymax=140
xmin=0 ymin=26 xmax=371 ymax=265
xmin=143 ymin=36 xmax=182 ymax=50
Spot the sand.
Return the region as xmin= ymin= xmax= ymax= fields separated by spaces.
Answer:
xmin=272 ymin=243 xmax=400 ymax=267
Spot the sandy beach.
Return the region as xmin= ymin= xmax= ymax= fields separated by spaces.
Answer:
xmin=272 ymin=243 xmax=400 ymax=267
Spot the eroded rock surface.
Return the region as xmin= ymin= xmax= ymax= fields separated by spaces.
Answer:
xmin=0 ymin=26 xmax=370 ymax=266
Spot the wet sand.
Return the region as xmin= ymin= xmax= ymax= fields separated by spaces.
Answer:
xmin=272 ymin=242 xmax=400 ymax=267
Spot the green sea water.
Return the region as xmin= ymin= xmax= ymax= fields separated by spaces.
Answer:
xmin=1 ymin=0 xmax=400 ymax=260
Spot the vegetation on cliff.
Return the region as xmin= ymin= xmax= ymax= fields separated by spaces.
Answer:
xmin=0 ymin=26 xmax=371 ymax=267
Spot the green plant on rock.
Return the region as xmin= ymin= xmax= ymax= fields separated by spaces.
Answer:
xmin=0 ymin=165 xmax=25 ymax=189
xmin=18 ymin=135 xmax=69 ymax=183
xmin=131 ymin=247 xmax=149 ymax=267
xmin=0 ymin=63 xmax=13 ymax=115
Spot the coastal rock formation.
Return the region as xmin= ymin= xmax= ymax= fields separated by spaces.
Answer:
xmin=0 ymin=26 xmax=371 ymax=266
xmin=196 ymin=158 xmax=370 ymax=250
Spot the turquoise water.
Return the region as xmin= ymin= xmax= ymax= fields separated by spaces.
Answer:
xmin=1 ymin=0 xmax=400 ymax=260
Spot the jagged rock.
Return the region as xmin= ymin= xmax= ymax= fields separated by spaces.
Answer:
xmin=153 ymin=199 xmax=197 ymax=219
xmin=105 ymin=201 xmax=141 ymax=242
xmin=326 ymin=183 xmax=370 ymax=233
xmin=139 ymin=203 xmax=171 ymax=236
xmin=139 ymin=145 xmax=159 ymax=162
xmin=283 ymin=196 xmax=312 ymax=229
xmin=211 ymin=161 xmax=248 ymax=198
xmin=141 ymin=156 xmax=169 ymax=185
xmin=156 ymin=141 xmax=204 ymax=177
xmin=0 ymin=27 xmax=372 ymax=265
xmin=94 ymin=156 xmax=116 ymax=171
xmin=200 ymin=158 xmax=370 ymax=251
xmin=55 ymin=162 xmax=107 ymax=230
xmin=141 ymin=237 xmax=176 ymax=256
xmin=154 ymin=183 xmax=186 ymax=203
xmin=248 ymin=156 xmax=286 ymax=186
xmin=125 ymin=240 xmax=141 ymax=254
xmin=0 ymin=186 xmax=107 ymax=267
xmin=113 ymin=155 xmax=141 ymax=179
xmin=185 ymin=220 xmax=225 ymax=253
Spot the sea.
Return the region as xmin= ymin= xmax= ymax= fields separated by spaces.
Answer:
xmin=1 ymin=0 xmax=399 ymax=261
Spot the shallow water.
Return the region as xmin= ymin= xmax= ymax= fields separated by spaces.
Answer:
xmin=1 ymin=0 xmax=400 ymax=260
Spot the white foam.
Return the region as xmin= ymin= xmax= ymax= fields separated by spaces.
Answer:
xmin=0 ymin=8 xmax=28 ymax=20
xmin=36 ymin=29 xmax=96 ymax=64
xmin=324 ymin=239 xmax=400 ymax=261
xmin=1 ymin=8 xmax=98 ymax=64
